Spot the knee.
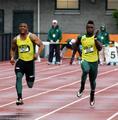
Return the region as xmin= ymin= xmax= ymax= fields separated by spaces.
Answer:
xmin=28 ymin=83 xmax=33 ymax=88
xmin=83 ymin=70 xmax=89 ymax=75
xmin=27 ymin=76 xmax=35 ymax=88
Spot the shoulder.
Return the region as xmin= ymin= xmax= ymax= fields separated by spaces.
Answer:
xmin=29 ymin=32 xmax=36 ymax=38
xmin=77 ymin=34 xmax=85 ymax=40
xmin=12 ymin=35 xmax=18 ymax=44
xmin=29 ymin=33 xmax=39 ymax=42
xmin=11 ymin=36 xmax=17 ymax=48
xmin=48 ymin=28 xmax=53 ymax=32
xmin=105 ymin=32 xmax=109 ymax=35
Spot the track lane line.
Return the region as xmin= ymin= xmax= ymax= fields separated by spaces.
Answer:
xmin=0 ymin=65 xmax=117 ymax=92
xmin=0 ymin=68 xmax=117 ymax=108
xmin=0 ymin=80 xmax=80 ymax=108
xmin=0 ymin=64 xmax=69 ymax=79
xmin=106 ymin=112 xmax=118 ymax=120
xmin=0 ymin=69 xmax=81 ymax=92
xmin=34 ymin=82 xmax=118 ymax=120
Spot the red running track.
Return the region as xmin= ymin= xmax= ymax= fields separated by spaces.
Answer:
xmin=0 ymin=59 xmax=117 ymax=120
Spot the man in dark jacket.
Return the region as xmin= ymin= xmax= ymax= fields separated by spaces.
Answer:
xmin=48 ymin=20 xmax=62 ymax=65
xmin=97 ymin=25 xmax=110 ymax=65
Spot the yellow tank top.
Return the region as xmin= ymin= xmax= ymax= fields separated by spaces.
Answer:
xmin=81 ymin=35 xmax=98 ymax=62
xmin=16 ymin=33 xmax=34 ymax=61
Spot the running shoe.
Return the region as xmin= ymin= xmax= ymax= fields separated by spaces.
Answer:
xmin=16 ymin=98 xmax=24 ymax=105
xmin=90 ymin=93 xmax=95 ymax=106
xmin=77 ymin=90 xmax=83 ymax=97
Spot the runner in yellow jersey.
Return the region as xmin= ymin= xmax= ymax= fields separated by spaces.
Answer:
xmin=10 ymin=23 xmax=44 ymax=105
xmin=74 ymin=20 xmax=102 ymax=106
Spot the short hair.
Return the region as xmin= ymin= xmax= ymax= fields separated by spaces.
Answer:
xmin=19 ymin=23 xmax=28 ymax=27
xmin=87 ymin=20 xmax=94 ymax=25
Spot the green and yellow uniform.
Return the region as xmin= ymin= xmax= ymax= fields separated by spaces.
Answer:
xmin=81 ymin=35 xmax=98 ymax=62
xmin=15 ymin=33 xmax=35 ymax=99
xmin=16 ymin=33 xmax=34 ymax=61
xmin=77 ymin=34 xmax=99 ymax=93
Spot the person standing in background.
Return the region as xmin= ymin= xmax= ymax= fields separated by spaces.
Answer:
xmin=97 ymin=25 xmax=110 ymax=65
xmin=47 ymin=20 xmax=62 ymax=65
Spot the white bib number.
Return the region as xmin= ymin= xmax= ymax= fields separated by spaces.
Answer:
xmin=84 ymin=47 xmax=94 ymax=54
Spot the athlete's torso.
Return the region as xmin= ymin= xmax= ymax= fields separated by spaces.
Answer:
xmin=81 ymin=35 xmax=98 ymax=62
xmin=16 ymin=33 xmax=34 ymax=61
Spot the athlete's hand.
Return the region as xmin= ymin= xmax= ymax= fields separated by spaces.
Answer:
xmin=10 ymin=58 xmax=15 ymax=65
xmin=34 ymin=53 xmax=39 ymax=60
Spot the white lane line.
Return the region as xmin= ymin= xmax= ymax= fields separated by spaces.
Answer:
xmin=0 ymin=69 xmax=80 ymax=92
xmin=106 ymin=112 xmax=118 ymax=120
xmin=0 ymin=59 xmax=71 ymax=73
xmin=0 ymin=68 xmax=14 ymax=73
xmin=0 ymin=75 xmax=15 ymax=80
xmin=0 ymin=68 xmax=117 ymax=108
xmin=34 ymin=82 xmax=118 ymax=120
xmin=0 ymin=66 xmax=117 ymax=92
xmin=0 ymin=63 xmax=68 ymax=79
xmin=0 ymin=80 xmax=80 ymax=108
xmin=0 ymin=61 xmax=47 ymax=72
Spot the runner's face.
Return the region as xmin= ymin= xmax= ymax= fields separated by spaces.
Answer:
xmin=86 ymin=24 xmax=94 ymax=35
xmin=19 ymin=23 xmax=28 ymax=34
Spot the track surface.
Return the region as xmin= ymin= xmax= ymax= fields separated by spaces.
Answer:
xmin=0 ymin=59 xmax=117 ymax=120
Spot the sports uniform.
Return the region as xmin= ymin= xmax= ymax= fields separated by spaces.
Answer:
xmin=10 ymin=23 xmax=44 ymax=105
xmin=15 ymin=33 xmax=35 ymax=104
xmin=76 ymin=20 xmax=102 ymax=106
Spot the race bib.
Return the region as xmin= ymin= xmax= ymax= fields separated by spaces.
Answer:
xmin=19 ymin=45 xmax=30 ymax=53
xmin=84 ymin=47 xmax=94 ymax=54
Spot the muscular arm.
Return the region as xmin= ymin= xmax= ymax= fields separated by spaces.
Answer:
xmin=30 ymin=33 xmax=44 ymax=58
xmin=10 ymin=37 xmax=17 ymax=65
xmin=94 ymin=30 xmax=103 ymax=51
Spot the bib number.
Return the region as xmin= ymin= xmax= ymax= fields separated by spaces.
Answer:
xmin=84 ymin=47 xmax=94 ymax=54
xmin=19 ymin=45 xmax=30 ymax=53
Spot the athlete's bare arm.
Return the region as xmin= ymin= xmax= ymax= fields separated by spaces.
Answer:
xmin=30 ymin=33 xmax=44 ymax=59
xmin=10 ymin=37 xmax=17 ymax=65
